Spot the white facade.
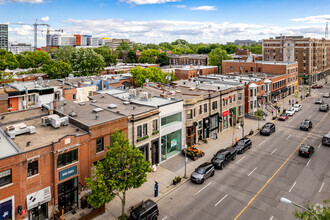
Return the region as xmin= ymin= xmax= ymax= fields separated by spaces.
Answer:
xmin=75 ymin=85 xmax=97 ymax=102
xmin=9 ymin=42 xmax=33 ymax=54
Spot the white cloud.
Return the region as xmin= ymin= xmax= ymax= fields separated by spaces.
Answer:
xmin=40 ymin=16 xmax=49 ymax=22
xmin=0 ymin=0 xmax=45 ymax=3
xmin=190 ymin=6 xmax=217 ymax=11
xmin=291 ymin=15 xmax=330 ymax=23
xmin=119 ymin=0 xmax=180 ymax=5
xmin=174 ymin=4 xmax=185 ymax=8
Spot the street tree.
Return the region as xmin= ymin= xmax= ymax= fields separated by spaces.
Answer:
xmin=293 ymin=198 xmax=330 ymax=220
xmin=52 ymin=46 xmax=76 ymax=63
xmin=255 ymin=108 xmax=263 ymax=130
xmin=41 ymin=60 xmax=73 ymax=79
xmin=94 ymin=46 xmax=117 ymax=66
xmin=208 ymin=48 xmax=232 ymax=73
xmin=293 ymin=90 xmax=300 ymax=103
xmin=70 ymin=48 xmax=105 ymax=75
xmin=85 ymin=129 xmax=151 ymax=218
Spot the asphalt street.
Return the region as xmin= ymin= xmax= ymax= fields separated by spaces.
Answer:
xmin=157 ymin=85 xmax=330 ymax=220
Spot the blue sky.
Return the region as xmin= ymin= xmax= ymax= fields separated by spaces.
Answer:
xmin=1 ymin=0 xmax=330 ymax=46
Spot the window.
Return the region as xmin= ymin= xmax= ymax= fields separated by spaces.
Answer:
xmin=233 ymin=95 xmax=236 ymax=101
xmin=89 ymin=91 xmax=93 ymax=96
xmin=187 ymin=109 xmax=192 ymax=119
xmin=230 ymin=66 xmax=233 ymax=71
xmin=229 ymin=98 xmax=232 ymax=104
xmin=137 ymin=125 xmax=142 ymax=138
xmin=273 ymin=55 xmax=276 ymax=59
xmin=238 ymin=105 xmax=243 ymax=116
xmin=250 ymin=101 xmax=253 ymax=109
xmin=204 ymin=104 xmax=207 ymax=113
xmin=250 ymin=90 xmax=253 ymax=97
xmin=261 ymin=85 xmax=264 ymax=91
xmin=287 ymin=43 xmax=290 ymax=47
xmin=212 ymin=101 xmax=217 ymax=110
xmin=143 ymin=124 xmax=147 ymax=136
xmin=73 ymin=94 xmax=76 ymax=100
xmin=96 ymin=137 xmax=104 ymax=153
xmin=238 ymin=93 xmax=242 ymax=100
xmin=152 ymin=119 xmax=158 ymax=132
xmin=0 ymin=169 xmax=12 ymax=187
xmin=288 ymin=56 xmax=290 ymax=60
xmin=193 ymin=108 xmax=196 ymax=117
xmin=57 ymin=149 xmax=78 ymax=168
xmin=161 ymin=113 xmax=182 ymax=127
xmin=28 ymin=161 xmax=38 ymax=177
xmin=199 ymin=105 xmax=202 ymax=114
xmin=250 ymin=67 xmax=253 ymax=72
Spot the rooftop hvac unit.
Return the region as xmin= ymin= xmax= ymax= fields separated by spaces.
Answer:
xmin=50 ymin=116 xmax=69 ymax=128
xmin=93 ymin=108 xmax=104 ymax=113
xmin=129 ymin=89 xmax=137 ymax=97
xmin=108 ymin=104 xmax=117 ymax=109
xmin=69 ymin=111 xmax=77 ymax=117
xmin=139 ymin=92 xmax=148 ymax=99
xmin=123 ymin=101 xmax=130 ymax=105
xmin=91 ymin=100 xmax=97 ymax=103
xmin=6 ymin=123 xmax=36 ymax=139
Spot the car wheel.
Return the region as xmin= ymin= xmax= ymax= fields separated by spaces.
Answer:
xmin=200 ymin=178 xmax=204 ymax=184
xmin=232 ymin=155 xmax=236 ymax=160
xmin=220 ymin=163 xmax=224 ymax=170
xmin=248 ymin=145 xmax=251 ymax=149
xmin=211 ymin=171 xmax=215 ymax=177
xmin=151 ymin=214 xmax=158 ymax=220
xmin=307 ymin=128 xmax=309 ymax=131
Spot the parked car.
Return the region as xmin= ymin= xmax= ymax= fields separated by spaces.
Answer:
xmin=233 ymin=138 xmax=252 ymax=154
xmin=260 ymin=122 xmax=276 ymax=136
xmin=315 ymin=98 xmax=324 ymax=104
xmin=298 ymin=144 xmax=314 ymax=158
xmin=319 ymin=104 xmax=329 ymax=112
xmin=300 ymin=119 xmax=313 ymax=131
xmin=323 ymin=92 xmax=330 ymax=98
xmin=322 ymin=133 xmax=330 ymax=146
xmin=191 ymin=162 xmax=215 ymax=184
xmin=278 ymin=113 xmax=289 ymax=121
xmin=312 ymin=85 xmax=323 ymax=89
xmin=285 ymin=107 xmax=295 ymax=116
xmin=211 ymin=147 xmax=237 ymax=169
xmin=293 ymin=104 xmax=302 ymax=112
xmin=128 ymin=200 xmax=159 ymax=220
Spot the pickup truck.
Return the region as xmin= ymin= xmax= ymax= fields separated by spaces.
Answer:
xmin=211 ymin=147 xmax=237 ymax=170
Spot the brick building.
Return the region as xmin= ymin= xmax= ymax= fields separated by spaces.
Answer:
xmin=168 ymin=54 xmax=208 ymax=66
xmin=262 ymin=36 xmax=330 ymax=84
xmin=174 ymin=65 xmax=219 ymax=80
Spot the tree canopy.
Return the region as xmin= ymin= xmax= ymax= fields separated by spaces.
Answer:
xmin=293 ymin=198 xmax=330 ymax=220
xmin=70 ymin=48 xmax=105 ymax=75
xmin=208 ymin=48 xmax=232 ymax=72
xmin=130 ymin=66 xmax=176 ymax=87
xmin=0 ymin=49 xmax=19 ymax=70
xmin=41 ymin=60 xmax=73 ymax=79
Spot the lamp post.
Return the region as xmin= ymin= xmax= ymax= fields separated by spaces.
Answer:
xmin=183 ymin=145 xmax=187 ymax=179
xmin=240 ymin=120 xmax=244 ymax=138
xmin=280 ymin=197 xmax=319 ymax=220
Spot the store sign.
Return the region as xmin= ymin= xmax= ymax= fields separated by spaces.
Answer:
xmin=26 ymin=186 xmax=51 ymax=210
xmin=223 ymin=110 xmax=229 ymax=117
xmin=171 ymin=138 xmax=177 ymax=147
xmin=0 ymin=200 xmax=12 ymax=220
xmin=59 ymin=165 xmax=77 ymax=181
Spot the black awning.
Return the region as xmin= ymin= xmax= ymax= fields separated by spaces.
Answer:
xmin=272 ymin=90 xmax=280 ymax=96
xmin=281 ymin=87 xmax=288 ymax=92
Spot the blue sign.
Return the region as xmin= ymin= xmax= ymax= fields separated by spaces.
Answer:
xmin=59 ymin=165 xmax=77 ymax=181
xmin=0 ymin=200 xmax=12 ymax=220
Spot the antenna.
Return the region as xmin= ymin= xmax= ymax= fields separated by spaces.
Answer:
xmin=326 ymin=22 xmax=328 ymax=40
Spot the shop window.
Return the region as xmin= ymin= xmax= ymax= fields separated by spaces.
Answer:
xmin=212 ymin=101 xmax=217 ymax=110
xmin=238 ymin=93 xmax=242 ymax=100
xmin=233 ymin=94 xmax=236 ymax=101
xmin=96 ymin=137 xmax=104 ymax=153
xmin=28 ymin=160 xmax=38 ymax=177
xmin=239 ymin=105 xmax=243 ymax=116
xmin=161 ymin=112 xmax=182 ymax=127
xmin=137 ymin=125 xmax=142 ymax=138
xmin=204 ymin=104 xmax=207 ymax=113
xmin=229 ymin=98 xmax=232 ymax=104
xmin=0 ymin=169 xmax=12 ymax=187
xmin=199 ymin=105 xmax=202 ymax=114
xmin=73 ymin=94 xmax=76 ymax=100
xmin=152 ymin=119 xmax=158 ymax=132
xmin=57 ymin=149 xmax=78 ymax=168
xmin=187 ymin=110 xmax=192 ymax=119
xmin=250 ymin=67 xmax=253 ymax=72
xmin=143 ymin=124 xmax=148 ymax=136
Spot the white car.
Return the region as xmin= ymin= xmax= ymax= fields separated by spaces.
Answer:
xmin=286 ymin=107 xmax=296 ymax=116
xmin=294 ymin=104 xmax=302 ymax=112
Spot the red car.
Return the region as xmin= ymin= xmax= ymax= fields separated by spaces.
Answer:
xmin=278 ymin=113 xmax=289 ymax=121
xmin=312 ymin=85 xmax=323 ymax=89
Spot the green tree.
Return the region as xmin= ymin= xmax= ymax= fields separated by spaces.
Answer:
xmin=41 ymin=60 xmax=73 ymax=79
xmin=255 ymin=108 xmax=263 ymax=130
xmin=208 ymin=48 xmax=232 ymax=73
xmin=94 ymin=46 xmax=117 ymax=66
xmin=0 ymin=50 xmax=19 ymax=70
xmin=171 ymin=39 xmax=188 ymax=45
xmin=244 ymin=44 xmax=262 ymax=54
xmin=70 ymin=48 xmax=105 ymax=75
xmin=127 ymin=49 xmax=137 ymax=63
xmin=293 ymin=198 xmax=330 ymax=220
xmin=223 ymin=44 xmax=239 ymax=54
xmin=52 ymin=46 xmax=76 ymax=63
xmin=85 ymin=130 xmax=151 ymax=218
xmin=0 ymin=71 xmax=14 ymax=84
xmin=15 ymin=53 xmax=32 ymax=69
xmin=159 ymin=42 xmax=174 ymax=51
xmin=293 ymin=90 xmax=300 ymax=103
xmin=117 ymin=41 xmax=130 ymax=51
xmin=139 ymin=49 xmax=160 ymax=64
xmin=157 ymin=52 xmax=169 ymax=66
xmin=130 ymin=67 xmax=169 ymax=87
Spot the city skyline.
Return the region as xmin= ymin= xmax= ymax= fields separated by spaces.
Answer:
xmin=0 ymin=0 xmax=330 ymax=46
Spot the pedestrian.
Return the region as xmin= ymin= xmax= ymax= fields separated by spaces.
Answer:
xmin=263 ymin=115 xmax=266 ymax=121
xmin=292 ymin=100 xmax=294 ymax=107
xmin=271 ymin=109 xmax=274 ymax=116
xmin=300 ymin=95 xmax=302 ymax=101
xmin=289 ymin=100 xmax=291 ymax=105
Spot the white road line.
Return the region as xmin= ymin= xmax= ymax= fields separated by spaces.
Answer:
xmin=306 ymin=159 xmax=311 ymax=167
xmin=214 ymin=194 xmax=228 ymax=207
xmin=318 ymin=143 xmax=322 ymax=149
xmin=308 ymin=115 xmax=311 ymax=119
xmin=236 ymin=156 xmax=245 ymax=164
xmin=286 ymin=134 xmax=291 ymax=139
xmin=162 ymin=216 xmax=167 ymax=220
xmin=194 ymin=182 xmax=212 ymax=196
xmin=319 ymin=182 xmax=325 ymax=193
xmin=248 ymin=167 xmax=257 ymax=176
xmin=270 ymin=148 xmax=277 ymax=155
xmin=289 ymin=181 xmax=296 ymax=192
xmin=258 ymin=140 xmax=266 ymax=146
xmin=269 ymin=216 xmax=274 ymax=220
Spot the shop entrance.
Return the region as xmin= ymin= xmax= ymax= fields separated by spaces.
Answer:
xmin=151 ymin=140 xmax=159 ymax=165
xmin=58 ymin=177 xmax=78 ymax=214
xmin=29 ymin=203 xmax=48 ymax=220
xmin=186 ymin=126 xmax=196 ymax=147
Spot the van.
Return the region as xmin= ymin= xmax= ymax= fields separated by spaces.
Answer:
xmin=128 ymin=200 xmax=159 ymax=220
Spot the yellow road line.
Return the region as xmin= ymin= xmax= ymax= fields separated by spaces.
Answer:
xmin=234 ymin=112 xmax=329 ymax=220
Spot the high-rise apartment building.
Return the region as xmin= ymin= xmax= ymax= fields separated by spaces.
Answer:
xmin=0 ymin=23 xmax=9 ymax=51
xmin=263 ymin=36 xmax=330 ymax=84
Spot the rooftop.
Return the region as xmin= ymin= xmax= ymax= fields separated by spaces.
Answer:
xmin=0 ymin=129 xmax=20 ymax=159
xmin=223 ymin=59 xmax=297 ymax=65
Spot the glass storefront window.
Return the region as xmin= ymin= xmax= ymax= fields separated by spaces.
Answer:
xmin=161 ymin=129 xmax=182 ymax=161
xmin=161 ymin=113 xmax=182 ymax=127
xmin=223 ymin=115 xmax=228 ymax=129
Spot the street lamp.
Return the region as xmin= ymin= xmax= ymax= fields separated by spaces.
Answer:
xmin=280 ymin=197 xmax=319 ymax=220
xmin=183 ymin=145 xmax=187 ymax=179
xmin=240 ymin=120 xmax=244 ymax=138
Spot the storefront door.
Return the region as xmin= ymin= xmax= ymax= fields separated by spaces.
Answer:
xmin=58 ymin=177 xmax=78 ymax=214
xmin=161 ymin=129 xmax=182 ymax=161
xmin=138 ymin=144 xmax=149 ymax=161
xmin=151 ymin=140 xmax=159 ymax=165
xmin=29 ymin=203 xmax=48 ymax=220
xmin=186 ymin=126 xmax=196 ymax=147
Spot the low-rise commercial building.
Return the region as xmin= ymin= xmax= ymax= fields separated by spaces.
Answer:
xmin=168 ymin=54 xmax=208 ymax=66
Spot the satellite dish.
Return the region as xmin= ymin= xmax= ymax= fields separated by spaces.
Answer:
xmin=145 ymin=78 xmax=149 ymax=83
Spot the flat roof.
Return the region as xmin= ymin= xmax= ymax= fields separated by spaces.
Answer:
xmin=223 ymin=60 xmax=297 ymax=65
xmin=0 ymin=129 xmax=20 ymax=159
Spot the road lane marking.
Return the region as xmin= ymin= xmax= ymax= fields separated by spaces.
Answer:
xmin=289 ymin=181 xmax=296 ymax=192
xmin=269 ymin=216 xmax=273 ymax=220
xmin=194 ymin=182 xmax=212 ymax=196
xmin=258 ymin=140 xmax=266 ymax=146
xmin=233 ymin=111 xmax=329 ymax=220
xmin=248 ymin=167 xmax=257 ymax=176
xmin=286 ymin=134 xmax=291 ymax=139
xmin=236 ymin=156 xmax=245 ymax=164
xmin=214 ymin=194 xmax=228 ymax=207
xmin=306 ymin=159 xmax=311 ymax=167
xmin=319 ymin=182 xmax=325 ymax=192
xmin=307 ymin=115 xmax=311 ymax=119
xmin=318 ymin=143 xmax=322 ymax=149
xmin=270 ymin=148 xmax=277 ymax=155
xmin=162 ymin=216 xmax=167 ymax=220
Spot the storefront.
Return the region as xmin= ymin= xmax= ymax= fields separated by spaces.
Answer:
xmin=0 ymin=199 xmax=13 ymax=220
xmin=58 ymin=166 xmax=78 ymax=214
xmin=138 ymin=143 xmax=149 ymax=161
xmin=272 ymin=90 xmax=280 ymax=103
xmin=27 ymin=186 xmax=51 ymax=220
xmin=281 ymin=87 xmax=288 ymax=98
xmin=186 ymin=125 xmax=196 ymax=147
xmin=151 ymin=139 xmax=159 ymax=165
xmin=223 ymin=110 xmax=229 ymax=130
xmin=161 ymin=129 xmax=182 ymax=161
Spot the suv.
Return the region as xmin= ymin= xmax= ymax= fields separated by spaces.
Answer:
xmin=260 ymin=122 xmax=276 ymax=135
xmin=128 ymin=200 xmax=159 ymax=220
xmin=191 ymin=162 xmax=215 ymax=184
xmin=300 ymin=119 xmax=312 ymax=131
xmin=233 ymin=138 xmax=252 ymax=154
xmin=322 ymin=133 xmax=330 ymax=146
xmin=319 ymin=104 xmax=329 ymax=112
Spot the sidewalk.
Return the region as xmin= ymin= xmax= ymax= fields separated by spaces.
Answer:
xmin=94 ymin=77 xmax=328 ymax=219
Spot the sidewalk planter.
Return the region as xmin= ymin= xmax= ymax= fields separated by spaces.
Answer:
xmin=173 ymin=176 xmax=181 ymax=185
xmin=181 ymin=147 xmax=205 ymax=161
xmin=249 ymin=129 xmax=254 ymax=135
xmin=272 ymin=116 xmax=277 ymax=120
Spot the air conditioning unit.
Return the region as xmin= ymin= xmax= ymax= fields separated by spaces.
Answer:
xmin=93 ymin=108 xmax=104 ymax=113
xmin=129 ymin=89 xmax=137 ymax=97
xmin=108 ymin=104 xmax=117 ymax=109
xmin=6 ymin=123 xmax=36 ymax=139
xmin=139 ymin=92 xmax=148 ymax=99
xmin=50 ymin=116 xmax=69 ymax=128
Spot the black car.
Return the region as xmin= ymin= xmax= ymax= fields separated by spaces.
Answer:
xmin=191 ymin=162 xmax=215 ymax=184
xmin=298 ymin=144 xmax=314 ymax=158
xmin=315 ymin=98 xmax=324 ymax=104
xmin=300 ymin=120 xmax=313 ymax=131
xmin=260 ymin=122 xmax=276 ymax=136
xmin=322 ymin=133 xmax=330 ymax=146
xmin=128 ymin=200 xmax=159 ymax=220
xmin=319 ymin=104 xmax=329 ymax=112
xmin=211 ymin=147 xmax=237 ymax=169
xmin=233 ymin=138 xmax=252 ymax=154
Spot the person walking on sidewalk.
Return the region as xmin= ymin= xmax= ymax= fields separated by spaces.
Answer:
xmin=271 ymin=109 xmax=274 ymax=116
xmin=289 ymin=100 xmax=291 ymax=105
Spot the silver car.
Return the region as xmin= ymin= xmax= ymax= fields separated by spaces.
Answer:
xmin=323 ymin=93 xmax=330 ymax=98
xmin=191 ymin=162 xmax=215 ymax=184
xmin=293 ymin=104 xmax=302 ymax=112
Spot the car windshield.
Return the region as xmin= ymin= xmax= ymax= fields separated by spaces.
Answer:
xmin=287 ymin=108 xmax=293 ymax=111
xmin=294 ymin=105 xmax=300 ymax=108
xmin=263 ymin=124 xmax=272 ymax=129
xmin=195 ymin=167 xmax=206 ymax=174
xmin=302 ymin=121 xmax=309 ymax=125
xmin=280 ymin=114 xmax=286 ymax=117
xmin=300 ymin=146 xmax=309 ymax=151
xmin=215 ymin=153 xmax=225 ymax=160
xmin=237 ymin=140 xmax=245 ymax=146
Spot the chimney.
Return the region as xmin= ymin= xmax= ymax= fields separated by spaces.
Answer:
xmin=252 ymin=55 xmax=256 ymax=63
